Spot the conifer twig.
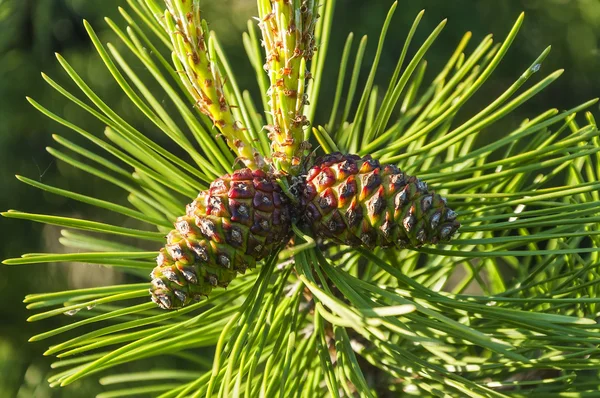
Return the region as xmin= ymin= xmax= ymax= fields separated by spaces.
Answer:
xmin=257 ymin=0 xmax=319 ymax=174
xmin=162 ymin=0 xmax=265 ymax=170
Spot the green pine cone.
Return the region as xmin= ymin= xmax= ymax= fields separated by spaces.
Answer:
xmin=301 ymin=153 xmax=460 ymax=249
xmin=150 ymin=169 xmax=292 ymax=309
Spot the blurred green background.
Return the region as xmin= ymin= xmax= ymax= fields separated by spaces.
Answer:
xmin=0 ymin=0 xmax=598 ymax=396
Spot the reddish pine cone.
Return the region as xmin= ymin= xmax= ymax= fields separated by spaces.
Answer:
xmin=301 ymin=153 xmax=460 ymax=249
xmin=150 ymin=169 xmax=292 ymax=309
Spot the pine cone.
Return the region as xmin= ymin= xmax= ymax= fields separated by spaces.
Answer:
xmin=150 ymin=169 xmax=292 ymax=309
xmin=301 ymin=153 xmax=460 ymax=249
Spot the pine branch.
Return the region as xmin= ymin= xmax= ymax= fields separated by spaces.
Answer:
xmin=2 ymin=0 xmax=600 ymax=396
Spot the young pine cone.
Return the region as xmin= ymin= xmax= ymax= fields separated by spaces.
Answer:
xmin=150 ymin=153 xmax=460 ymax=310
xmin=301 ymin=153 xmax=460 ymax=249
xmin=150 ymin=169 xmax=292 ymax=309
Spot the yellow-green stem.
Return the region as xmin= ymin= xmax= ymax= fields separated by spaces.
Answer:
xmin=163 ymin=0 xmax=264 ymax=170
xmin=257 ymin=0 xmax=318 ymax=175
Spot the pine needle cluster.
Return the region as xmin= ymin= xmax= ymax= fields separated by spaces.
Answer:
xmin=3 ymin=0 xmax=600 ymax=396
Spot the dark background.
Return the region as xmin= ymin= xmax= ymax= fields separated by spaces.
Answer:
xmin=1 ymin=0 xmax=598 ymax=396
